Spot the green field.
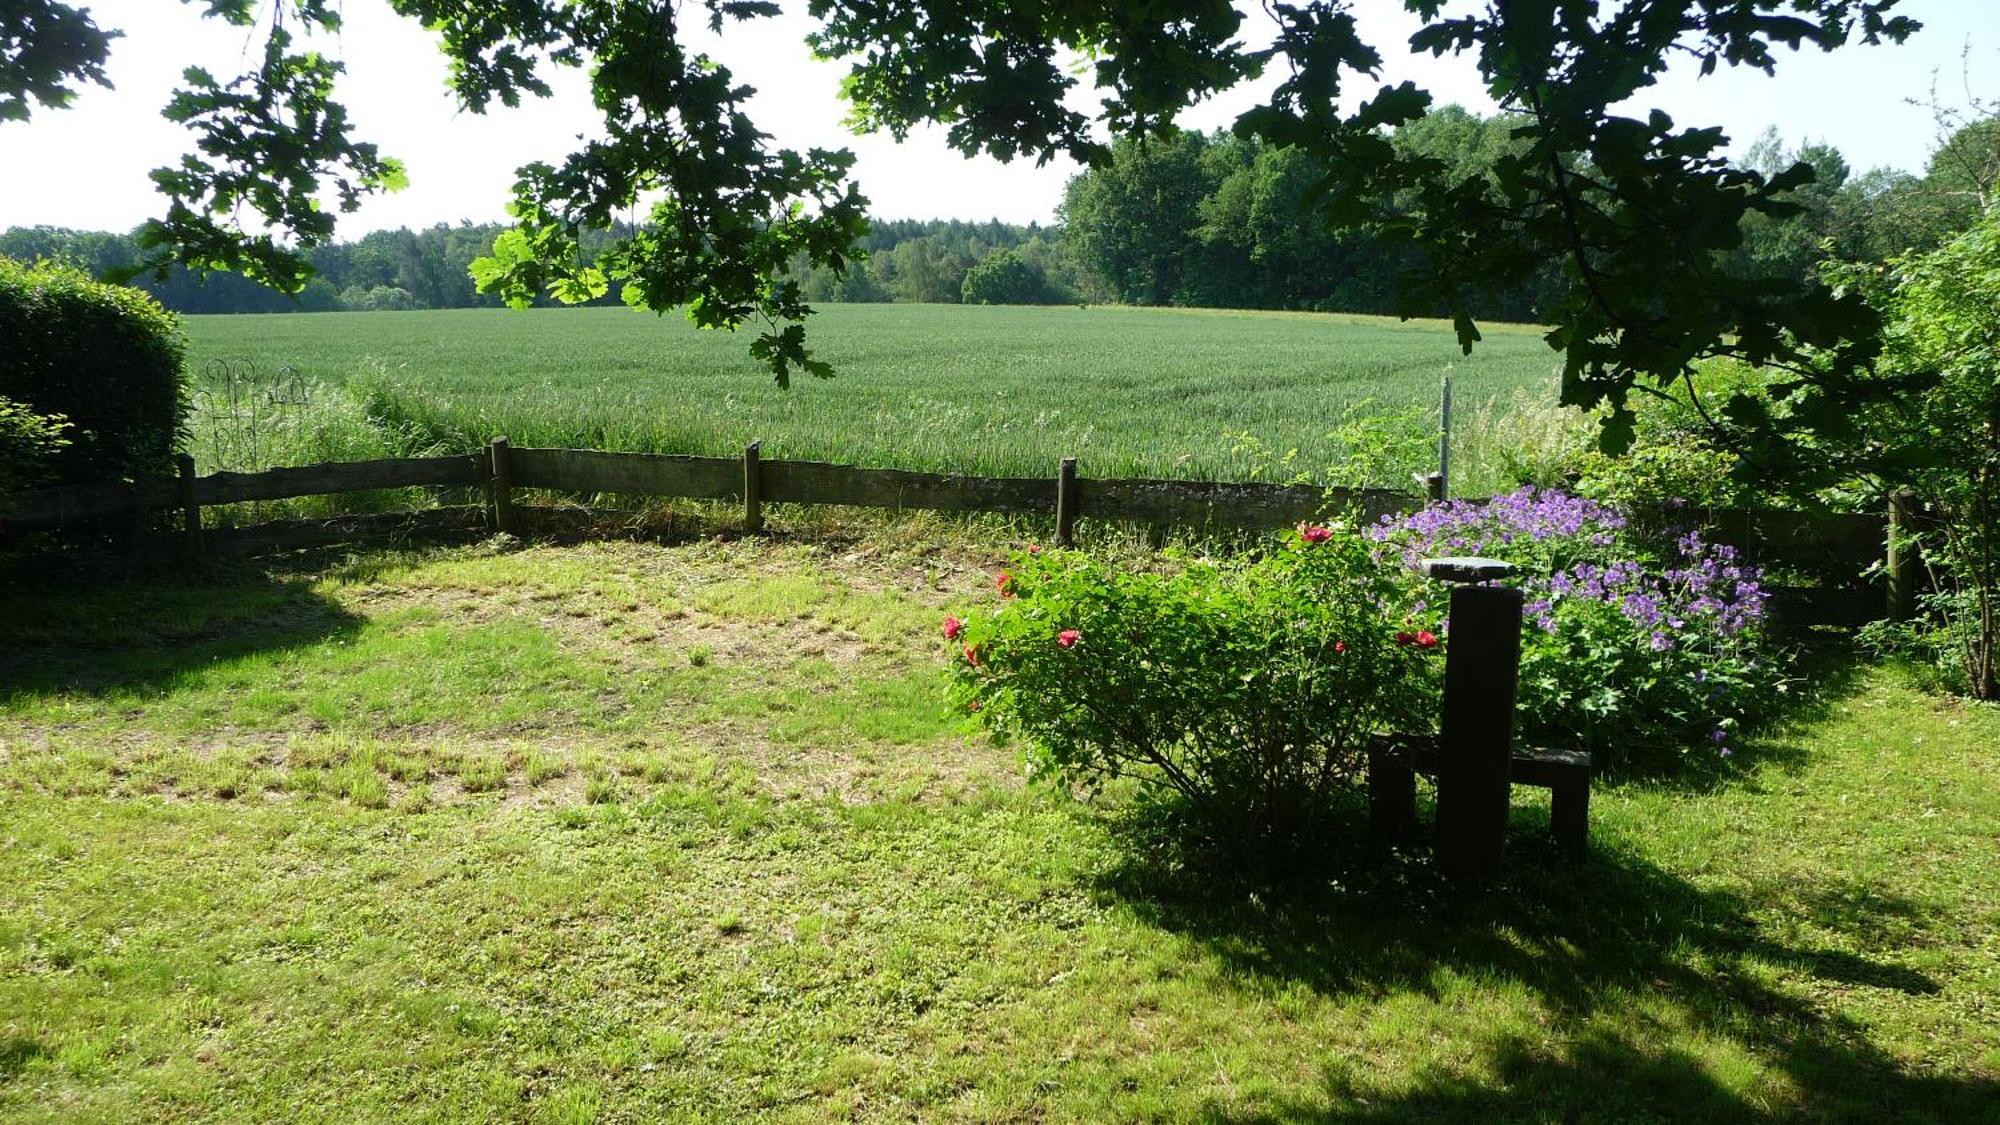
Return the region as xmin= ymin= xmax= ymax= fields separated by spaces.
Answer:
xmin=3 ymin=536 xmax=1995 ymax=1120
xmin=182 ymin=304 xmax=1565 ymax=487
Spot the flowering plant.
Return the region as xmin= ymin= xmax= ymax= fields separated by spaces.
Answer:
xmin=1375 ymin=487 xmax=1783 ymax=769
xmin=949 ymin=527 xmax=1437 ymax=869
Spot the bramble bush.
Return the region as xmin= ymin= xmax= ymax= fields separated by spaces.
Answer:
xmin=947 ymin=527 xmax=1439 ymax=870
xmin=1375 ymin=488 xmax=1784 ymax=770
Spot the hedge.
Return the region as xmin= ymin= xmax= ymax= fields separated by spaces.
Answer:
xmin=0 ymin=257 xmax=188 ymax=486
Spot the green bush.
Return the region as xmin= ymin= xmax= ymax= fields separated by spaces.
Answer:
xmin=947 ymin=528 xmax=1439 ymax=871
xmin=960 ymin=249 xmax=1067 ymax=306
xmin=0 ymin=396 xmax=72 ymax=493
xmin=0 ymin=257 xmax=188 ymax=485
xmin=1373 ymin=489 xmax=1785 ymax=771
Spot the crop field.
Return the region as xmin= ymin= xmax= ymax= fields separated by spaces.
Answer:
xmin=2 ymin=535 xmax=1996 ymax=1120
xmin=181 ymin=304 xmax=1565 ymax=488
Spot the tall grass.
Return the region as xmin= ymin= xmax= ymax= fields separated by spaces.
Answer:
xmin=182 ymin=304 xmax=1565 ymax=487
xmin=187 ymin=358 xmax=444 ymax=522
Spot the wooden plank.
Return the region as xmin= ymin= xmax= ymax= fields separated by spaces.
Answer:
xmin=1702 ymin=507 xmax=1884 ymax=571
xmin=205 ymin=506 xmax=491 ymax=557
xmin=198 ymin=454 xmax=485 ymax=505
xmin=760 ymin=460 xmax=1054 ymax=514
xmin=1079 ymin=478 xmax=1414 ymax=528
xmin=508 ymin=448 xmax=740 ymax=500
xmin=1764 ymin=583 xmax=1879 ymax=629
xmin=0 ymin=478 xmax=177 ymax=529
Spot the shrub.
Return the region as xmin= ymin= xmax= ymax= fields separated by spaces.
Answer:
xmin=1375 ymin=488 xmax=1783 ymax=770
xmin=0 ymin=396 xmax=73 ymax=493
xmin=0 ymin=257 xmax=188 ymax=485
xmin=948 ymin=528 xmax=1439 ymax=870
xmin=960 ymin=249 xmax=1065 ymax=306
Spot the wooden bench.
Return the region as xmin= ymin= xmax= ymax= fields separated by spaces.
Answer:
xmin=1367 ymin=733 xmax=1592 ymax=854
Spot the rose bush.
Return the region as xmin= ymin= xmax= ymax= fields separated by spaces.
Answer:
xmin=948 ymin=525 xmax=1438 ymax=870
xmin=1375 ymin=488 xmax=1784 ymax=770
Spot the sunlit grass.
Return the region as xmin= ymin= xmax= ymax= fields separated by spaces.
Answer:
xmin=1 ymin=535 xmax=1994 ymax=1120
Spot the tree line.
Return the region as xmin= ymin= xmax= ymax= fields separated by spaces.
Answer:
xmin=5 ymin=106 xmax=1993 ymax=320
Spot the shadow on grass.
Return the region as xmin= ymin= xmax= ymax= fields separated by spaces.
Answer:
xmin=1592 ymin=634 xmax=1875 ymax=796
xmin=1096 ymin=827 xmax=1990 ymax=1123
xmin=0 ymin=554 xmax=363 ymax=702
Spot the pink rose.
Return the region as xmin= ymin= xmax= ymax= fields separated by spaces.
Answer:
xmin=943 ymin=615 xmax=964 ymax=640
xmin=1057 ymin=629 xmax=1082 ymax=649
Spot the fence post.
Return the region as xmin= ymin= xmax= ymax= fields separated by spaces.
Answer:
xmin=1437 ymin=374 xmax=1453 ymax=500
xmin=1424 ymin=557 xmax=1520 ymax=881
xmin=743 ymin=441 xmax=764 ymax=533
xmin=176 ymin=452 xmax=203 ymax=558
xmin=1056 ymin=457 xmax=1079 ymax=547
xmin=1887 ymin=489 xmax=1919 ymax=622
xmin=488 ymin=436 xmax=515 ymax=534
xmin=1423 ymin=472 xmax=1445 ymax=504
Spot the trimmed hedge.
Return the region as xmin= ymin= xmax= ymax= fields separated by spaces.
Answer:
xmin=0 ymin=257 xmax=188 ymax=486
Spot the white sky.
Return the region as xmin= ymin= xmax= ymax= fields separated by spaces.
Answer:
xmin=1 ymin=0 xmax=1997 ymax=235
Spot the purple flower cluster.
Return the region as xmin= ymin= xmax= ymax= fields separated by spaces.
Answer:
xmin=1373 ymin=487 xmax=1624 ymax=568
xmin=1377 ymin=488 xmax=1779 ymax=766
xmin=1525 ymin=534 xmax=1767 ymax=650
xmin=1379 ymin=489 xmax=1769 ymax=649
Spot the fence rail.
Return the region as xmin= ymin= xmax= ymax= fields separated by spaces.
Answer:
xmin=0 ymin=442 xmax=1899 ymax=626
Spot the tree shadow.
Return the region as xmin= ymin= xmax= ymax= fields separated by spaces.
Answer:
xmin=1095 ymin=828 xmax=1990 ymax=1122
xmin=0 ymin=554 xmax=363 ymax=703
xmin=1594 ymin=634 xmax=1876 ymax=796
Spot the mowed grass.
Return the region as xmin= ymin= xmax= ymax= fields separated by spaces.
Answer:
xmin=182 ymin=304 xmax=1561 ymax=484
xmin=2 ymin=535 xmax=1997 ymax=1121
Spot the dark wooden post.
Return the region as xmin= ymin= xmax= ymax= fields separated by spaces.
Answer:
xmin=1424 ymin=472 xmax=1445 ymax=504
xmin=488 ymin=436 xmax=515 ymax=534
xmin=1887 ymin=489 xmax=1919 ymax=621
xmin=1055 ymin=457 xmax=1079 ymax=547
xmin=1425 ymin=557 xmax=1520 ymax=881
xmin=743 ymin=441 xmax=764 ymax=533
xmin=176 ymin=452 xmax=203 ymax=558
xmin=1367 ymin=738 xmax=1419 ymax=840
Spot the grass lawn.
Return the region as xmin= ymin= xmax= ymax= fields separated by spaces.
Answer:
xmin=2 ymin=531 xmax=1995 ymax=1121
xmin=180 ymin=304 xmax=1562 ymax=489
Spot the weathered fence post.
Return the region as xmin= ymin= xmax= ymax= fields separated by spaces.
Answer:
xmin=1423 ymin=472 xmax=1445 ymax=504
xmin=1055 ymin=457 xmax=1079 ymax=547
xmin=1887 ymin=489 xmax=1919 ymax=621
xmin=1437 ymin=373 xmax=1453 ymax=500
xmin=488 ymin=436 xmax=515 ymax=534
xmin=176 ymin=452 xmax=203 ymax=558
xmin=743 ymin=441 xmax=764 ymax=533
xmin=1424 ymin=557 xmax=1520 ymax=881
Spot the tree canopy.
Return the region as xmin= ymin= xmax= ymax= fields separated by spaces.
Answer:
xmin=3 ymin=0 xmax=1918 ymax=427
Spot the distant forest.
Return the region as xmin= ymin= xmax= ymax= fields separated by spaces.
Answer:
xmin=4 ymin=106 xmax=1993 ymax=321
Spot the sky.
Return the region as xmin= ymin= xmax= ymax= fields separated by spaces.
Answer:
xmin=1 ymin=0 xmax=1997 ymax=237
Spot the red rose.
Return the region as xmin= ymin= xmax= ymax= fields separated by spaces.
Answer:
xmin=1334 ymin=641 xmax=1347 ymax=654
xmin=1299 ymin=524 xmax=1333 ymax=544
xmin=943 ymin=615 xmax=964 ymax=640
xmin=996 ymin=572 xmax=1015 ymax=597
xmin=1057 ymin=629 xmax=1082 ymax=648
xmin=1416 ymin=630 xmax=1439 ymax=649
xmin=964 ymin=644 xmax=981 ymax=667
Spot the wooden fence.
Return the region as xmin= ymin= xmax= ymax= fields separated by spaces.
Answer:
xmin=0 ymin=440 xmax=1901 ymax=628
